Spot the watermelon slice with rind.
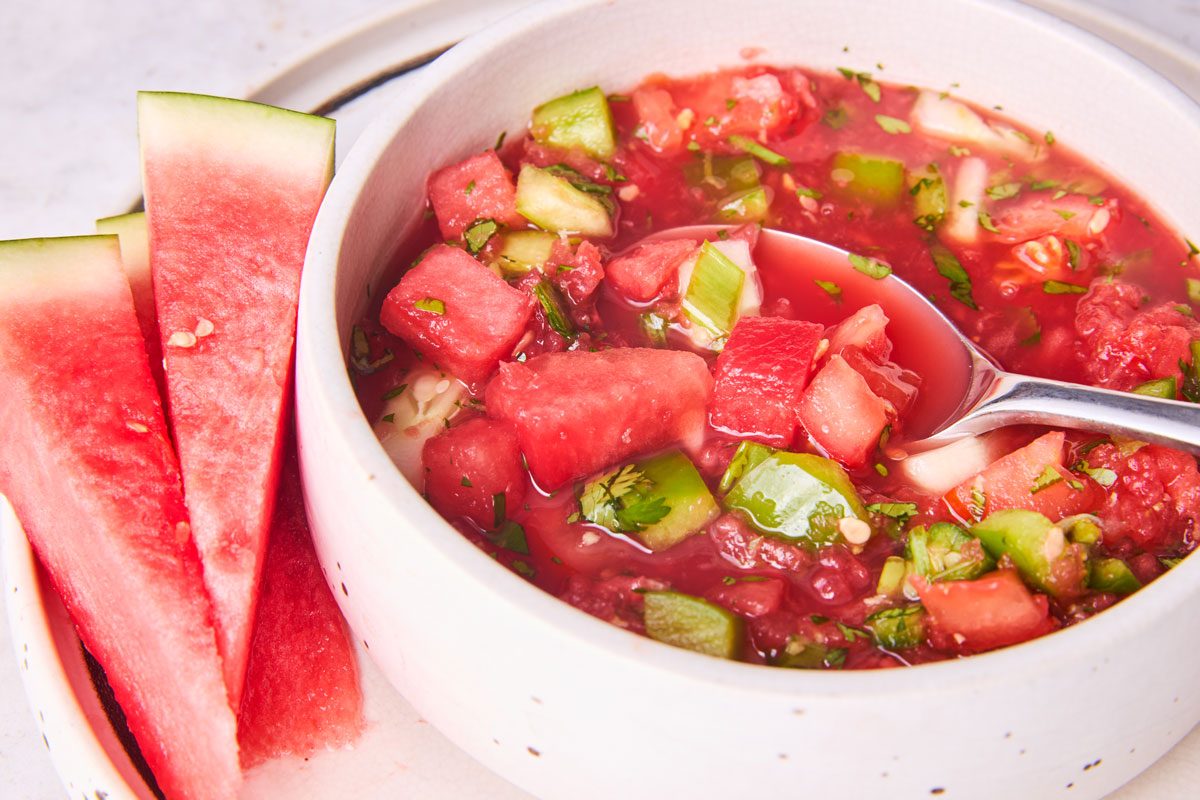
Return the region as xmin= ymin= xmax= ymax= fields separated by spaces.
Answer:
xmin=238 ymin=443 xmax=363 ymax=768
xmin=0 ymin=236 xmax=240 ymax=800
xmin=96 ymin=211 xmax=163 ymax=395
xmin=139 ymin=91 xmax=335 ymax=708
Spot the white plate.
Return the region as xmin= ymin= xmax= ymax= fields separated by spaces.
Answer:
xmin=2 ymin=1 xmax=1197 ymax=798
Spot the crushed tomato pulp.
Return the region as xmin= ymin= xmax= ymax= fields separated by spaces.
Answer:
xmin=352 ymin=64 xmax=1200 ymax=668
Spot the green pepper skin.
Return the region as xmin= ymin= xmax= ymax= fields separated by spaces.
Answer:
xmin=972 ymin=509 xmax=1089 ymax=599
xmin=906 ymin=522 xmax=995 ymax=583
xmin=1089 ymin=558 xmax=1142 ymax=595
xmin=868 ymin=605 xmax=928 ymax=650
xmin=643 ymin=591 xmax=742 ymax=659
xmin=723 ymin=449 xmax=868 ymax=545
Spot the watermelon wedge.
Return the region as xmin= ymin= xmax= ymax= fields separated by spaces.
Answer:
xmin=96 ymin=211 xmax=162 ymax=393
xmin=0 ymin=236 xmax=240 ymax=800
xmin=139 ymin=91 xmax=335 ymax=707
xmin=238 ymin=445 xmax=363 ymax=768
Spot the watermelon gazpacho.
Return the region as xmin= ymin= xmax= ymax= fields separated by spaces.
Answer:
xmin=353 ymin=67 xmax=1200 ymax=668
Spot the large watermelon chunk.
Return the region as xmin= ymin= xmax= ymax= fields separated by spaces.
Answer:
xmin=380 ymin=244 xmax=535 ymax=386
xmin=96 ymin=211 xmax=161 ymax=393
xmin=139 ymin=91 xmax=335 ymax=708
xmin=422 ymin=417 xmax=528 ymax=530
xmin=238 ymin=446 xmax=363 ymax=768
xmin=797 ymin=354 xmax=889 ymax=467
xmin=427 ymin=150 xmax=525 ymax=239
xmin=485 ymin=348 xmax=712 ymax=489
xmin=0 ymin=237 xmax=239 ymax=800
xmin=709 ymin=316 xmax=823 ymax=446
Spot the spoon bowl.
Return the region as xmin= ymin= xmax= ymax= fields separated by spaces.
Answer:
xmin=655 ymin=225 xmax=1200 ymax=455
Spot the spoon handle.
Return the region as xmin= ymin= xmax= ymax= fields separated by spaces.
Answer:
xmin=927 ymin=372 xmax=1200 ymax=456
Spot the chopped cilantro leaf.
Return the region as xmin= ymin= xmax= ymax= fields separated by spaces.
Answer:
xmin=414 ymin=296 xmax=446 ymax=314
xmin=1031 ymin=466 xmax=1064 ymax=494
xmin=1044 ymin=131 xmax=1056 ymax=145
xmin=931 ymin=244 xmax=978 ymax=310
xmin=986 ymin=182 xmax=1021 ymax=200
xmin=822 ymin=106 xmax=850 ymax=130
xmin=1030 ymin=179 xmax=1059 ymax=191
xmin=1043 ymin=280 xmax=1087 ymax=295
xmin=849 ymin=252 xmax=893 ymax=279
xmin=1066 ymin=239 xmax=1082 ymax=270
xmin=875 ymin=114 xmax=911 ymax=135
xmin=867 ymin=502 xmax=918 ymax=524
xmin=977 ymin=211 xmax=1000 ymax=233
xmin=795 ymin=185 xmax=823 ymax=199
xmin=814 ymin=279 xmax=843 ymax=302
xmin=382 ymin=383 xmax=409 ymax=401
xmin=460 ymin=476 xmax=473 ymax=487
xmin=1055 ymin=209 xmax=1077 ymax=220
xmin=727 ymin=134 xmax=790 ymax=167
xmin=578 ymin=463 xmax=671 ymax=534
xmin=464 ymin=180 xmax=475 ymax=195
xmin=464 ymin=218 xmax=498 ymax=254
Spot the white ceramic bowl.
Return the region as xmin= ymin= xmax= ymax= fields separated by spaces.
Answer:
xmin=296 ymin=1 xmax=1200 ymax=798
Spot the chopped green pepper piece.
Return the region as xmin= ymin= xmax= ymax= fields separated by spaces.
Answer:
xmin=972 ymin=509 xmax=1087 ymax=598
xmin=718 ymin=441 xmax=774 ymax=493
xmin=1132 ymin=377 xmax=1177 ymax=399
xmin=1065 ymin=516 xmax=1103 ymax=545
xmin=908 ymin=164 xmax=947 ymax=231
xmin=831 ymin=152 xmax=906 ymax=205
xmin=867 ymin=605 xmax=927 ymax=650
xmin=773 ymin=635 xmax=846 ymax=669
xmin=723 ymin=448 xmax=868 ymax=545
xmin=1043 ymin=280 xmax=1088 ymax=295
xmin=876 ymin=556 xmax=909 ymax=597
xmin=644 ymin=591 xmax=742 ymax=659
xmin=1089 ymin=557 xmax=1142 ymax=595
xmin=906 ymin=522 xmax=994 ymax=583
xmin=682 ymin=241 xmax=745 ymax=339
xmin=579 ymin=451 xmax=718 ymax=551
xmin=530 ymin=86 xmax=616 ymax=160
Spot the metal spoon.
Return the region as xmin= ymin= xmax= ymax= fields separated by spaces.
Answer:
xmin=654 ymin=225 xmax=1200 ymax=455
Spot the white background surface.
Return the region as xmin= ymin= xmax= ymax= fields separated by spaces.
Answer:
xmin=0 ymin=0 xmax=1198 ymax=797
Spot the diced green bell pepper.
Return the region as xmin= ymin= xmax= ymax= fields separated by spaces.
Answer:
xmin=723 ymin=447 xmax=868 ymax=546
xmin=643 ymin=591 xmax=742 ymax=659
xmin=972 ymin=509 xmax=1087 ymax=598
xmin=876 ymin=556 xmax=910 ymax=598
xmin=867 ymin=605 xmax=927 ymax=650
xmin=772 ymin=635 xmax=846 ymax=670
xmin=831 ymin=151 xmax=906 ymax=206
xmin=1089 ymin=557 xmax=1142 ymax=595
xmin=908 ymin=163 xmax=947 ymax=231
xmin=530 ymin=86 xmax=617 ymax=160
xmin=578 ymin=450 xmax=718 ymax=552
xmin=1132 ymin=377 xmax=1177 ymax=399
xmin=906 ymin=522 xmax=994 ymax=583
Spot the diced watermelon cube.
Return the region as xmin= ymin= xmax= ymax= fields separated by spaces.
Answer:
xmin=381 ymin=245 xmax=535 ymax=387
xmin=631 ymin=87 xmax=684 ymax=152
xmin=709 ymin=316 xmax=823 ymax=446
xmin=550 ymin=239 xmax=604 ymax=306
xmin=485 ymin=348 xmax=712 ymax=489
xmin=825 ymin=303 xmax=892 ymax=361
xmin=917 ymin=570 xmax=1055 ymax=654
xmin=797 ymin=354 xmax=889 ymax=467
xmin=944 ymin=431 xmax=1103 ymax=522
xmin=238 ymin=447 xmax=362 ymax=768
xmin=605 ymin=239 xmax=698 ymax=302
xmin=671 ymin=71 xmax=800 ymax=148
xmin=706 ymin=577 xmax=786 ymax=618
xmin=428 ymin=150 xmax=524 ymax=239
xmin=840 ymin=344 xmax=921 ymax=418
xmin=422 ymin=417 xmax=528 ymax=530
xmin=0 ymin=236 xmax=239 ymax=800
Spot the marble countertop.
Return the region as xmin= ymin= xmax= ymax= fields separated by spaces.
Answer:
xmin=1 ymin=1 xmax=1198 ymax=797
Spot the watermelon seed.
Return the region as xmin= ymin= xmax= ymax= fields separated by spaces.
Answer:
xmin=167 ymin=331 xmax=197 ymax=348
xmin=125 ymin=421 xmax=149 ymax=434
xmin=194 ymin=317 xmax=215 ymax=338
xmin=174 ymin=521 xmax=191 ymax=546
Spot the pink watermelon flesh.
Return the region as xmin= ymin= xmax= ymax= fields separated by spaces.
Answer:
xmin=605 ymin=238 xmax=697 ymax=302
xmin=238 ymin=445 xmax=363 ymax=768
xmin=840 ymin=344 xmax=921 ymax=418
xmin=380 ymin=244 xmax=535 ymax=387
xmin=550 ymin=239 xmax=605 ymax=307
xmin=428 ymin=150 xmax=524 ymax=239
xmin=0 ymin=236 xmax=240 ymax=800
xmin=423 ymin=417 xmax=528 ymax=530
xmin=709 ymin=316 xmax=823 ymax=446
xmin=825 ymin=303 xmax=892 ymax=361
xmin=797 ymin=353 xmax=889 ymax=467
xmin=485 ymin=348 xmax=713 ymax=489
xmin=139 ymin=91 xmax=335 ymax=709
